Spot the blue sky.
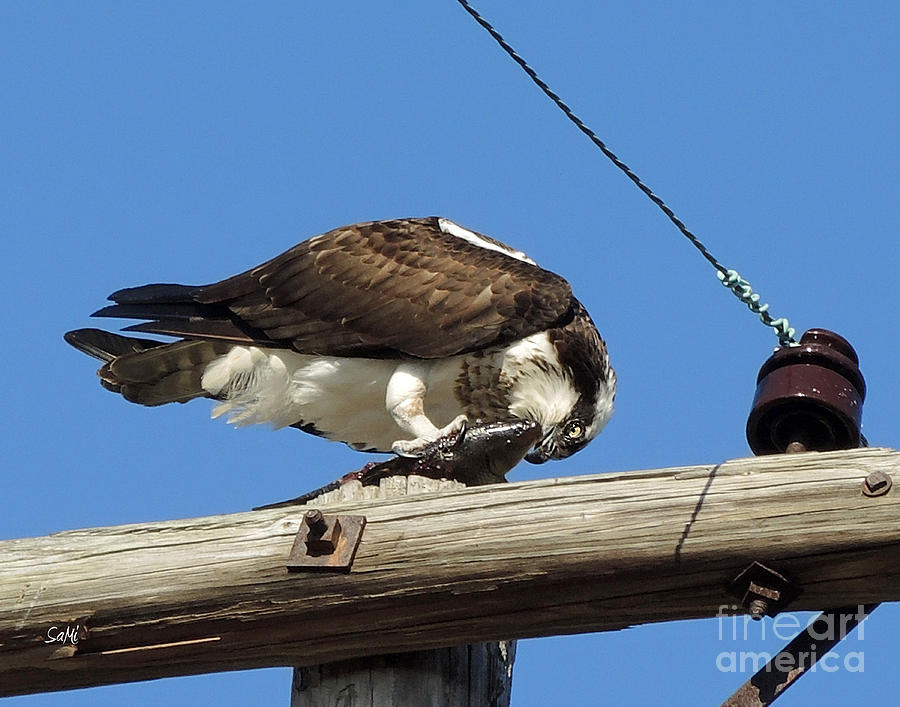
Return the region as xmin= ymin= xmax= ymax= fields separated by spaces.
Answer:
xmin=2 ymin=1 xmax=899 ymax=704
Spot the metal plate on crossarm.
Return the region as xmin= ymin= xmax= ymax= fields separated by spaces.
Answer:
xmin=286 ymin=510 xmax=367 ymax=573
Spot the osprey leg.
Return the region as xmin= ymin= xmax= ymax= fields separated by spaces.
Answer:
xmin=385 ymin=362 xmax=466 ymax=456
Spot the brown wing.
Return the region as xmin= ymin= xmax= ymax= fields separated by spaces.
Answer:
xmin=97 ymin=217 xmax=574 ymax=359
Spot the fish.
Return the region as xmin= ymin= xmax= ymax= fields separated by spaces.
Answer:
xmin=254 ymin=419 xmax=542 ymax=510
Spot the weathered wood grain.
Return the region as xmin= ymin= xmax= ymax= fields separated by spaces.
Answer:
xmin=290 ymin=476 xmax=516 ymax=707
xmin=2 ymin=447 xmax=899 ymax=697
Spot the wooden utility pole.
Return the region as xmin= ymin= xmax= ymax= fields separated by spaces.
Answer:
xmin=293 ymin=635 xmax=515 ymax=706
xmin=2 ymin=447 xmax=899 ymax=698
xmin=289 ymin=477 xmax=515 ymax=706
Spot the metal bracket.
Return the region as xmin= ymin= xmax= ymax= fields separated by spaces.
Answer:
xmin=726 ymin=561 xmax=801 ymax=620
xmin=286 ymin=509 xmax=366 ymax=573
xmin=721 ymin=604 xmax=878 ymax=706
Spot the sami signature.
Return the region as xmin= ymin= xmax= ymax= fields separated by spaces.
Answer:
xmin=44 ymin=625 xmax=82 ymax=645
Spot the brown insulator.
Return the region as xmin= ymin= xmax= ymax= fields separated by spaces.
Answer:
xmin=746 ymin=329 xmax=866 ymax=455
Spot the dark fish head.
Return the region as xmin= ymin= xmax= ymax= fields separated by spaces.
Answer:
xmin=450 ymin=419 xmax=543 ymax=483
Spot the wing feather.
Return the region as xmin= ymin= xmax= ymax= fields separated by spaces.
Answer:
xmin=95 ymin=217 xmax=574 ymax=358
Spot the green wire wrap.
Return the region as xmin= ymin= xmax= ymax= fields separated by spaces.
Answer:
xmin=717 ymin=269 xmax=797 ymax=346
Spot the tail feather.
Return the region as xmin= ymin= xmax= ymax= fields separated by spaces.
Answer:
xmin=109 ymin=283 xmax=203 ymax=304
xmin=119 ymin=369 xmax=208 ymax=406
xmin=108 ymin=339 xmax=229 ymax=381
xmin=65 ymin=328 xmax=230 ymax=406
xmin=93 ymin=282 xmax=269 ymax=345
xmin=67 ymin=280 xmax=264 ymax=406
xmin=92 ymin=302 xmax=218 ymax=321
xmin=64 ymin=328 xmax=166 ymax=363
xmin=122 ymin=318 xmax=261 ymax=344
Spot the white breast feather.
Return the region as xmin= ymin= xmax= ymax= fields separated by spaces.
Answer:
xmin=200 ymin=346 xmax=466 ymax=451
xmin=198 ymin=333 xmax=589 ymax=449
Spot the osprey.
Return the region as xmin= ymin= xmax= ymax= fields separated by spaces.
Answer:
xmin=66 ymin=217 xmax=615 ymax=464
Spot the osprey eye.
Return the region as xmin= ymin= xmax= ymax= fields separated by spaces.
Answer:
xmin=564 ymin=421 xmax=584 ymax=440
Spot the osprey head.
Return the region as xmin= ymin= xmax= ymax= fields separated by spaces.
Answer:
xmin=516 ymin=308 xmax=617 ymax=465
xmin=524 ymin=394 xmax=613 ymax=464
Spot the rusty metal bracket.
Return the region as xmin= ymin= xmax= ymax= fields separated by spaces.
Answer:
xmin=721 ymin=604 xmax=878 ymax=706
xmin=727 ymin=561 xmax=801 ymax=620
xmin=286 ymin=509 xmax=366 ymax=573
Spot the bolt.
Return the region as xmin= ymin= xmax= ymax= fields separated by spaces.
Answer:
xmin=785 ymin=440 xmax=808 ymax=454
xmin=748 ymin=598 xmax=769 ymax=620
xmin=862 ymin=471 xmax=892 ymax=497
xmin=304 ymin=509 xmax=326 ymax=533
xmin=728 ymin=562 xmax=799 ymax=620
xmin=303 ymin=510 xmax=341 ymax=555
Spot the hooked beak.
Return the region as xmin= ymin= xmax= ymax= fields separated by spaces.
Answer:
xmin=525 ymin=430 xmax=554 ymax=464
